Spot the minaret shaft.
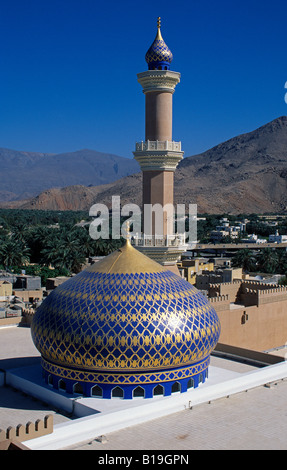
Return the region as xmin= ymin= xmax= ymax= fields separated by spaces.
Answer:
xmin=143 ymin=170 xmax=174 ymax=236
xmin=134 ymin=71 xmax=183 ymax=238
xmin=145 ymin=91 xmax=173 ymax=141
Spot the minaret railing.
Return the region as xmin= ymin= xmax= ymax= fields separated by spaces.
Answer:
xmin=135 ymin=140 xmax=182 ymax=152
xmin=131 ymin=233 xmax=186 ymax=247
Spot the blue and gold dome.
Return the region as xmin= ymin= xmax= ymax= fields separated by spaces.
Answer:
xmin=31 ymin=241 xmax=220 ymax=399
xmin=145 ymin=17 xmax=173 ymax=70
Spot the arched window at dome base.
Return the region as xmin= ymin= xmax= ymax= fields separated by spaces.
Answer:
xmin=42 ymin=358 xmax=209 ymax=400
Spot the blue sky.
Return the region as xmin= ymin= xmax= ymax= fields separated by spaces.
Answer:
xmin=0 ymin=0 xmax=287 ymax=158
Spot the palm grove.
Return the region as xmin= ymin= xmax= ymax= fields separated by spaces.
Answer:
xmin=0 ymin=209 xmax=124 ymax=285
xmin=0 ymin=209 xmax=287 ymax=286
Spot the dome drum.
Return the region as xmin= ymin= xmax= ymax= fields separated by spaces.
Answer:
xmin=41 ymin=356 xmax=209 ymax=399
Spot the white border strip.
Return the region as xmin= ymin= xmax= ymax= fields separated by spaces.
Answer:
xmin=24 ymin=361 xmax=287 ymax=450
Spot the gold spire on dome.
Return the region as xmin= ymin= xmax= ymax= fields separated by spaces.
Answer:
xmin=156 ymin=17 xmax=163 ymax=40
xmin=125 ymin=220 xmax=131 ymax=246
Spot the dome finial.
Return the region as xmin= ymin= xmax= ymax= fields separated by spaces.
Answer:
xmin=123 ymin=219 xmax=132 ymax=247
xmin=156 ymin=16 xmax=163 ymax=40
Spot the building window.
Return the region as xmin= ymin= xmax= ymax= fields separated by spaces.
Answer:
xmin=58 ymin=379 xmax=66 ymax=391
xmin=153 ymin=384 xmax=164 ymax=396
xmin=73 ymin=382 xmax=83 ymax=395
xmin=48 ymin=375 xmax=53 ymax=387
xmin=91 ymin=385 xmax=103 ymax=397
xmin=187 ymin=377 xmax=194 ymax=389
xmin=133 ymin=386 xmax=145 ymax=398
xmin=112 ymin=386 xmax=124 ymax=398
xmin=171 ymin=382 xmax=181 ymax=393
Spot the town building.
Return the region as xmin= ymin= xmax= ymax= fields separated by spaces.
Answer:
xmin=210 ymin=218 xmax=246 ymax=242
xmin=207 ymin=279 xmax=287 ymax=351
xmin=269 ymin=230 xmax=287 ymax=243
xmin=177 ymin=257 xmax=215 ymax=284
xmin=0 ymin=272 xmax=43 ymax=325
xmin=45 ymin=276 xmax=72 ymax=292
xmin=241 ymin=233 xmax=267 ymax=244
xmin=0 ymin=280 xmax=12 ymax=299
xmin=12 ymin=274 xmax=43 ymax=304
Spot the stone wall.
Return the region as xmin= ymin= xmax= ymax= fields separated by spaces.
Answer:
xmin=210 ymin=280 xmax=287 ymax=351
xmin=0 ymin=415 xmax=53 ymax=446
xmin=209 ymin=280 xmax=242 ymax=303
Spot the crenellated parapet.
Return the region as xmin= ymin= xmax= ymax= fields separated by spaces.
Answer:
xmin=209 ymin=279 xmax=287 ymax=308
xmin=210 ymin=294 xmax=229 ymax=303
xmin=0 ymin=415 xmax=53 ymax=444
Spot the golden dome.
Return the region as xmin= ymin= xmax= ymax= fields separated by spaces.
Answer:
xmin=86 ymin=239 xmax=163 ymax=275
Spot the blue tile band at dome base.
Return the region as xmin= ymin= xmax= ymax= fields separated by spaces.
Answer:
xmin=31 ymin=241 xmax=221 ymax=400
xmin=41 ymin=356 xmax=210 ymax=399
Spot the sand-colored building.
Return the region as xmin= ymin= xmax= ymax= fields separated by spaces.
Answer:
xmin=177 ymin=258 xmax=215 ymax=284
xmin=209 ymin=280 xmax=287 ymax=351
xmin=0 ymin=280 xmax=12 ymax=298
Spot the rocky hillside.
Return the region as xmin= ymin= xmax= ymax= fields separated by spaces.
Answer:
xmin=175 ymin=115 xmax=287 ymax=213
xmin=1 ymin=116 xmax=287 ymax=214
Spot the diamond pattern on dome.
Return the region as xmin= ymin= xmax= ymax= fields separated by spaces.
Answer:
xmin=145 ymin=39 xmax=173 ymax=64
xmin=31 ymin=269 xmax=221 ymax=374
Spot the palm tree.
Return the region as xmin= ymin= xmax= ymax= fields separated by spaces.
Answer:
xmin=40 ymin=228 xmax=86 ymax=273
xmin=11 ymin=224 xmax=29 ymax=243
xmin=26 ymin=226 xmax=55 ymax=263
xmin=256 ymin=249 xmax=279 ymax=274
xmin=232 ymin=249 xmax=257 ymax=272
xmin=277 ymin=249 xmax=287 ymax=274
xmin=0 ymin=238 xmax=30 ymax=269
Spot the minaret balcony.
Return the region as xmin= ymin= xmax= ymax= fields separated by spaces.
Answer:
xmin=131 ymin=234 xmax=188 ymax=265
xmin=133 ymin=140 xmax=184 ymax=171
xmin=132 ymin=233 xmax=186 ymax=248
xmin=137 ymin=70 xmax=181 ymax=94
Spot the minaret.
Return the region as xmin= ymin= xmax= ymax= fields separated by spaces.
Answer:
xmin=133 ymin=18 xmax=185 ymax=270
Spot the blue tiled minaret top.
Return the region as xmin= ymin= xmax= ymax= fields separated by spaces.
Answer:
xmin=145 ymin=17 xmax=173 ymax=70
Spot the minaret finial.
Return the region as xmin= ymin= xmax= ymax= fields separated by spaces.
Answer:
xmin=156 ymin=16 xmax=163 ymax=40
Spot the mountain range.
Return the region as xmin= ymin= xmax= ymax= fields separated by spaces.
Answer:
xmin=0 ymin=148 xmax=140 ymax=201
xmin=1 ymin=116 xmax=287 ymax=214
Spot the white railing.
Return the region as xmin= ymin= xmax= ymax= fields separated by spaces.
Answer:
xmin=135 ymin=140 xmax=182 ymax=152
xmin=131 ymin=233 xmax=186 ymax=248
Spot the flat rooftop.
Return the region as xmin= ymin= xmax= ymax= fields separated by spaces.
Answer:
xmin=0 ymin=325 xmax=287 ymax=450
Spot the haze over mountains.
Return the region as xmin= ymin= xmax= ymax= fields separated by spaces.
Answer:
xmin=1 ymin=116 xmax=287 ymax=214
xmin=0 ymin=148 xmax=140 ymax=201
